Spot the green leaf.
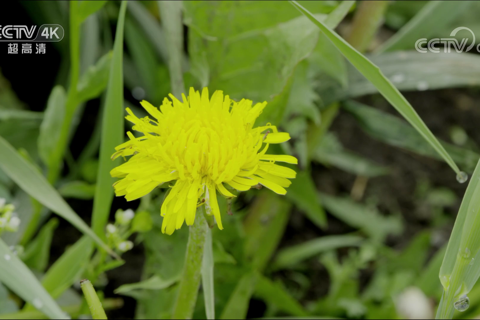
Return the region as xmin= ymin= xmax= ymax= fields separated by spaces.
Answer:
xmin=220 ymin=271 xmax=259 ymax=320
xmin=185 ymin=1 xmax=329 ymax=102
xmin=244 ymin=191 xmax=292 ymax=271
xmin=38 ymin=86 xmax=66 ymax=169
xmin=0 ymin=239 xmax=65 ymax=318
xmin=22 ymin=218 xmax=59 ymax=272
xmin=0 ymin=136 xmax=113 ymax=256
xmin=320 ymin=193 xmax=403 ymax=243
xmin=286 ymin=171 xmax=327 ymax=229
xmin=131 ymin=211 xmax=153 ymax=233
xmin=314 ymin=133 xmax=390 ymax=177
xmin=76 ymin=1 xmax=107 ymax=24
xmin=76 ymin=52 xmax=112 ymax=103
xmin=376 ymin=1 xmax=471 ymax=53
xmin=343 ymin=100 xmax=479 ymax=173
xmin=0 ymin=110 xmax=43 ymax=121
xmin=290 ymin=0 xmax=461 ymax=175
xmin=0 ymin=282 xmax=18 ymax=315
xmin=347 ymin=52 xmax=480 ymax=97
xmin=115 ymin=275 xmax=178 ymax=295
xmin=58 ymin=181 xmax=96 ymax=200
xmin=202 ymin=227 xmax=215 ymax=319
xmin=254 ymin=275 xmax=308 ymax=316
xmin=272 ymin=235 xmax=364 ymax=270
xmin=92 ymin=1 xmax=127 ymax=238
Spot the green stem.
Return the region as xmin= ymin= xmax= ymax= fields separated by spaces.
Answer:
xmin=158 ymin=1 xmax=185 ymax=97
xmin=346 ymin=1 xmax=389 ymax=53
xmin=81 ymin=279 xmax=108 ymax=319
xmin=172 ymin=207 xmax=208 ymax=319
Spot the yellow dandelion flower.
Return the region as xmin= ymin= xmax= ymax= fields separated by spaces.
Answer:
xmin=110 ymin=87 xmax=297 ymax=235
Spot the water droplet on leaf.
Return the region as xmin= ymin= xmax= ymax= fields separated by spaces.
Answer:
xmin=417 ymin=81 xmax=429 ymax=91
xmin=457 ymin=171 xmax=468 ymax=183
xmin=4 ymin=254 xmax=10 ymax=261
xmin=454 ymin=296 xmax=469 ymax=312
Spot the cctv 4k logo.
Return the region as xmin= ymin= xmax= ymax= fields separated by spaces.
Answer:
xmin=0 ymin=24 xmax=64 ymax=42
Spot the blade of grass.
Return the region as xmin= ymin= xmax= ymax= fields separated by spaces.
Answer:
xmin=220 ymin=271 xmax=259 ymax=320
xmin=24 ymin=236 xmax=94 ymax=311
xmin=376 ymin=1 xmax=471 ymax=53
xmin=437 ymin=157 xmax=480 ymax=318
xmin=81 ymin=279 xmax=108 ymax=319
xmin=158 ymin=0 xmax=185 ymax=97
xmin=92 ymin=1 xmax=127 ymax=238
xmin=0 ymin=136 xmax=114 ymax=256
xmin=0 ymin=239 xmax=66 ymax=319
xmin=290 ymin=0 xmax=462 ymax=176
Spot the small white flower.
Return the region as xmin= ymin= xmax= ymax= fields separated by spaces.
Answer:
xmin=122 ymin=209 xmax=135 ymax=222
xmin=117 ymin=240 xmax=133 ymax=252
xmin=106 ymin=224 xmax=117 ymax=234
xmin=0 ymin=198 xmax=5 ymax=210
xmin=6 ymin=216 xmax=21 ymax=231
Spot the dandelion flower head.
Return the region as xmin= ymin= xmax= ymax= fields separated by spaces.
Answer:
xmin=111 ymin=88 xmax=297 ymax=234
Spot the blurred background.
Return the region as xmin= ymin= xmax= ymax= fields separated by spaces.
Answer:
xmin=1 ymin=1 xmax=480 ymax=319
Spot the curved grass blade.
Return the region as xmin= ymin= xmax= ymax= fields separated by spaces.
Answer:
xmin=0 ymin=136 xmax=114 ymax=256
xmin=0 ymin=239 xmax=66 ymax=319
xmin=437 ymin=157 xmax=480 ymax=319
xmin=290 ymin=0 xmax=462 ymax=176
xmin=92 ymin=1 xmax=127 ymax=238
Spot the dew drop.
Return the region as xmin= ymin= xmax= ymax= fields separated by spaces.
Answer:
xmin=461 ymin=248 xmax=471 ymax=259
xmin=33 ymin=297 xmax=43 ymax=309
xmin=4 ymin=254 xmax=10 ymax=261
xmin=416 ymin=81 xmax=429 ymax=91
xmin=457 ymin=171 xmax=469 ymax=183
xmin=470 ymin=258 xmax=475 ymax=266
xmin=454 ymin=295 xmax=469 ymax=312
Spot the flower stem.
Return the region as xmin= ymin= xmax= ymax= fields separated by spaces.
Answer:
xmin=172 ymin=207 xmax=208 ymax=319
xmin=80 ymin=279 xmax=107 ymax=319
xmin=346 ymin=1 xmax=389 ymax=53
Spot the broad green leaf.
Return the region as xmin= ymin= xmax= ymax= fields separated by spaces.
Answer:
xmin=24 ymin=236 xmax=94 ymax=311
xmin=0 ymin=136 xmax=113 ymax=255
xmin=376 ymin=1 xmax=471 ymax=53
xmin=220 ymin=271 xmax=259 ymax=320
xmin=0 ymin=239 xmax=65 ymax=319
xmin=38 ymin=86 xmax=66 ymax=169
xmin=92 ymin=1 xmax=127 ymax=238
xmin=438 ymin=157 xmax=480 ymax=318
xmin=272 ymin=235 xmax=364 ymax=270
xmin=320 ymin=193 xmax=403 ymax=243
xmin=348 ymin=52 xmax=480 ymax=97
xmin=290 ymin=0 xmax=461 ymax=175
xmin=202 ymin=227 xmax=215 ymax=319
xmin=22 ymin=218 xmax=58 ymax=272
xmin=185 ymin=1 xmax=331 ymax=102
xmin=76 ymin=1 xmax=107 ymax=24
xmin=76 ymin=52 xmax=112 ymax=103
xmin=58 ymin=181 xmax=96 ymax=200
xmin=286 ymin=171 xmax=327 ymax=229
xmin=244 ymin=191 xmax=292 ymax=271
xmin=254 ymin=275 xmax=308 ymax=316
xmin=343 ymin=100 xmax=479 ymax=173
xmin=314 ymin=133 xmax=390 ymax=177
